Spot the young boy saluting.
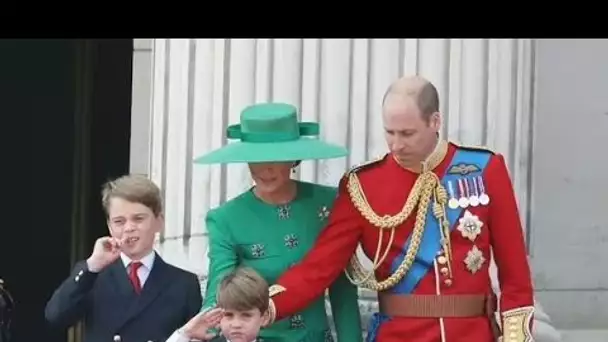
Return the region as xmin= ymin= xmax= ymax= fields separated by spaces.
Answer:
xmin=168 ymin=267 xmax=271 ymax=342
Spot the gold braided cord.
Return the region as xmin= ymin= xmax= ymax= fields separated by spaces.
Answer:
xmin=344 ymin=139 xmax=451 ymax=291
xmin=344 ymin=222 xmax=396 ymax=286
xmin=347 ymin=172 xmax=425 ymax=229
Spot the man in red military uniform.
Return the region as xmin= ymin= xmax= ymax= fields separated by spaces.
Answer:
xmin=265 ymin=75 xmax=535 ymax=342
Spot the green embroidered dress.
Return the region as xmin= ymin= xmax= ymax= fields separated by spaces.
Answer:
xmin=203 ymin=180 xmax=362 ymax=342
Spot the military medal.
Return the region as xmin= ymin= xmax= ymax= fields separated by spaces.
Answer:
xmin=468 ymin=177 xmax=480 ymax=207
xmin=477 ymin=176 xmax=490 ymax=205
xmin=447 ymin=181 xmax=459 ymax=209
xmin=457 ymin=178 xmax=469 ymax=208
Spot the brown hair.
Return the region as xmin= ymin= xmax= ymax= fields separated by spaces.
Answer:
xmin=101 ymin=174 xmax=163 ymax=217
xmin=216 ymin=267 xmax=269 ymax=313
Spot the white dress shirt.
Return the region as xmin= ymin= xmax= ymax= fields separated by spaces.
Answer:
xmin=120 ymin=250 xmax=155 ymax=287
xmin=164 ymin=330 xmax=191 ymax=342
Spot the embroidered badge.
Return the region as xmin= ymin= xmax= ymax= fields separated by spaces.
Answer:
xmin=289 ymin=314 xmax=305 ymax=329
xmin=457 ymin=210 xmax=483 ymax=241
xmin=284 ymin=234 xmax=299 ymax=249
xmin=277 ymin=205 xmax=291 ymax=220
xmin=464 ymin=245 xmax=486 ymax=274
xmin=324 ymin=329 xmax=334 ymax=342
xmin=447 ymin=163 xmax=481 ymax=176
xmin=250 ymin=244 xmax=265 ymax=258
xmin=318 ymin=206 xmax=330 ymax=220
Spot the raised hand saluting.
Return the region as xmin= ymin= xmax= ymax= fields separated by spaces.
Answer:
xmin=178 ymin=307 xmax=224 ymax=341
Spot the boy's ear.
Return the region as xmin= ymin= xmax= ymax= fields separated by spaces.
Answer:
xmin=155 ymin=212 xmax=165 ymax=233
xmin=260 ymin=309 xmax=271 ymax=327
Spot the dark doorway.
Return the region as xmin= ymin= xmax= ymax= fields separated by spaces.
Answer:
xmin=0 ymin=39 xmax=133 ymax=342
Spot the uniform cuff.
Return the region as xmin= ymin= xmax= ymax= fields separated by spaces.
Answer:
xmin=73 ymin=262 xmax=97 ymax=286
xmin=501 ymin=306 xmax=534 ymax=342
xmin=267 ymin=284 xmax=286 ymax=324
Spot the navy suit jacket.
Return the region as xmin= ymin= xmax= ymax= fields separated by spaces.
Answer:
xmin=45 ymin=252 xmax=202 ymax=342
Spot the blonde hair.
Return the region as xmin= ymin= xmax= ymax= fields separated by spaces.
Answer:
xmin=101 ymin=174 xmax=163 ymax=217
xmin=217 ymin=267 xmax=269 ymax=313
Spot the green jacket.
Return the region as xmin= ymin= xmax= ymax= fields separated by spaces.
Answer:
xmin=202 ymin=180 xmax=362 ymax=342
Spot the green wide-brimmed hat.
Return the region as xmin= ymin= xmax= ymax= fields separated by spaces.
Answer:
xmin=193 ymin=102 xmax=349 ymax=164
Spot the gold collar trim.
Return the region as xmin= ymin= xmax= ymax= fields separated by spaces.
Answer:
xmin=393 ymin=139 xmax=449 ymax=174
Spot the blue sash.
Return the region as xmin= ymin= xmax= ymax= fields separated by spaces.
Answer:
xmin=389 ymin=148 xmax=492 ymax=294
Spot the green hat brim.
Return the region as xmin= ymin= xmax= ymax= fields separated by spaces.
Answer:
xmin=193 ymin=137 xmax=348 ymax=164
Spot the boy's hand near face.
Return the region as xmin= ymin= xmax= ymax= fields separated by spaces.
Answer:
xmin=86 ymin=236 xmax=124 ymax=272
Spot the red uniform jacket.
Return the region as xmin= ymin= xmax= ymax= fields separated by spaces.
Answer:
xmin=269 ymin=142 xmax=535 ymax=342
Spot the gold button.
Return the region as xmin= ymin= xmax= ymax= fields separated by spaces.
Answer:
xmin=440 ymin=267 xmax=449 ymax=275
xmin=437 ymin=256 xmax=447 ymax=264
xmin=444 ymin=279 xmax=452 ymax=286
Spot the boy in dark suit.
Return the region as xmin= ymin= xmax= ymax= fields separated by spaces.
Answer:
xmin=0 ymin=279 xmax=14 ymax=342
xmin=45 ymin=174 xmax=202 ymax=342
xmin=167 ymin=267 xmax=270 ymax=342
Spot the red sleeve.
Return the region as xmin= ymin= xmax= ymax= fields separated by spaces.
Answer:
xmin=270 ymin=177 xmax=363 ymax=321
xmin=486 ymin=153 xmax=535 ymax=339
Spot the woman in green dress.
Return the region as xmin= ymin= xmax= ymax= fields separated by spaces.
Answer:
xmin=193 ymin=102 xmax=363 ymax=342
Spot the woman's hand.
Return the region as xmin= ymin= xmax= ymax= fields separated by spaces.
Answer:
xmin=181 ymin=307 xmax=224 ymax=340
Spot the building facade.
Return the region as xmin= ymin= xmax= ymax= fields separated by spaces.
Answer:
xmin=129 ymin=38 xmax=608 ymax=341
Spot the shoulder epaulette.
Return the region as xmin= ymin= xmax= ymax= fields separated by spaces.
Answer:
xmin=451 ymin=140 xmax=496 ymax=155
xmin=347 ymin=154 xmax=387 ymax=175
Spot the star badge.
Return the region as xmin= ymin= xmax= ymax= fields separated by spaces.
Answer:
xmin=464 ymin=245 xmax=486 ymax=274
xmin=457 ymin=210 xmax=483 ymax=242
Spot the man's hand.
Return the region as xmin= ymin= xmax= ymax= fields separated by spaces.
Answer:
xmin=181 ymin=308 xmax=223 ymax=340
xmin=86 ymin=236 xmax=123 ymax=272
